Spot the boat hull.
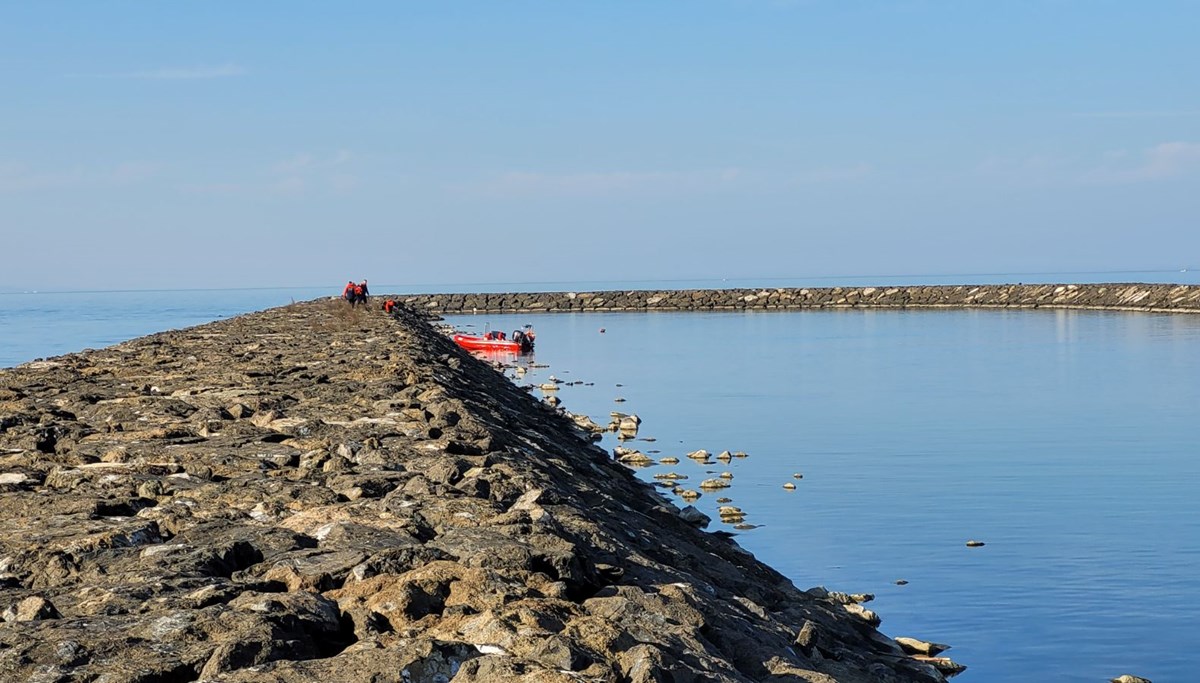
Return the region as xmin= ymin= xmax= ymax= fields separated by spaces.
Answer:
xmin=452 ymin=334 xmax=530 ymax=354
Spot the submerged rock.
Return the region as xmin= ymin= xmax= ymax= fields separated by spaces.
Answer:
xmin=616 ymin=451 xmax=655 ymax=466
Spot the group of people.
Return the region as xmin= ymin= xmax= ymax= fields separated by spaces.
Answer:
xmin=339 ymin=279 xmax=405 ymax=317
xmin=341 ymin=280 xmax=370 ymax=306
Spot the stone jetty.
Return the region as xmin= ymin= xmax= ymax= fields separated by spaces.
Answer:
xmin=398 ymin=283 xmax=1200 ymax=315
xmin=0 ymin=300 xmax=951 ymax=682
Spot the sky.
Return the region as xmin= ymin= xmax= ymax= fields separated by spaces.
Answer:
xmin=1 ymin=1 xmax=1198 ymax=291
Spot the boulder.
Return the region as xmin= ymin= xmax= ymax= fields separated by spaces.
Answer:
xmin=2 ymin=595 xmax=61 ymax=622
xmin=678 ymin=506 xmax=711 ymax=528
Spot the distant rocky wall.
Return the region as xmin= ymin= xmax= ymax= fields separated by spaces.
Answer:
xmin=397 ymin=283 xmax=1200 ymax=315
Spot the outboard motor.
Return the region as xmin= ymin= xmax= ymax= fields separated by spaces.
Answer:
xmin=512 ymin=330 xmax=533 ymax=353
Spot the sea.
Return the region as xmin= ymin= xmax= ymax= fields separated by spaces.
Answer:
xmin=3 ymin=270 xmax=1199 ymax=682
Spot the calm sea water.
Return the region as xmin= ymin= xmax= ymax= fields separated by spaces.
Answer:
xmin=2 ymin=270 xmax=1195 ymax=368
xmin=2 ymin=275 xmax=1199 ymax=682
xmin=448 ymin=308 xmax=1200 ymax=683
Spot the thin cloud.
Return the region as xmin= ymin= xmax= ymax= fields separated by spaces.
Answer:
xmin=1082 ymin=141 xmax=1200 ymax=184
xmin=791 ymin=163 xmax=873 ymax=184
xmin=177 ymin=182 xmax=244 ymax=196
xmin=978 ymin=143 xmax=1200 ymax=186
xmin=472 ymin=164 xmax=873 ymax=198
xmin=269 ymin=151 xmax=355 ymax=195
xmin=272 ymin=153 xmax=316 ymax=175
xmin=76 ymin=64 xmax=246 ymax=80
xmin=183 ymin=151 xmax=355 ymax=197
xmin=1070 ymin=110 xmax=1200 ymax=119
xmin=271 ymin=150 xmax=351 ymax=175
xmin=474 ymin=168 xmax=745 ymax=198
xmin=975 ymin=154 xmax=1072 ymax=186
xmin=0 ymin=161 xmax=160 ymax=193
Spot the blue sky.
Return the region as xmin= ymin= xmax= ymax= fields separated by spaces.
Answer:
xmin=2 ymin=1 xmax=1197 ymax=290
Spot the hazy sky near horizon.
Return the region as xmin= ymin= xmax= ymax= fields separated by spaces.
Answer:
xmin=2 ymin=1 xmax=1198 ymax=290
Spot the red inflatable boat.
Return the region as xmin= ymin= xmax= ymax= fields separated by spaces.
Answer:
xmin=452 ymin=334 xmax=522 ymax=353
xmin=452 ymin=328 xmax=535 ymax=354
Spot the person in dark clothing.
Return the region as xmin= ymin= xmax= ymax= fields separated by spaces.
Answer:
xmin=356 ymin=280 xmax=369 ymax=305
xmin=342 ymin=281 xmax=356 ymax=303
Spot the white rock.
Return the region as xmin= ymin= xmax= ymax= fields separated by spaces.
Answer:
xmin=895 ymin=636 xmax=950 ymax=656
xmin=843 ymin=603 xmax=880 ymax=627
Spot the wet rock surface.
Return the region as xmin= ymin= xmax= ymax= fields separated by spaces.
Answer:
xmin=1 ymin=300 xmax=947 ymax=682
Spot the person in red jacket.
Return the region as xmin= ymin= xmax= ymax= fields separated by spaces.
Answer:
xmin=341 ymin=281 xmax=355 ymax=302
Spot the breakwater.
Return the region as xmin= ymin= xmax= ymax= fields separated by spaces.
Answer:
xmin=397 ymin=283 xmax=1200 ymax=315
xmin=0 ymin=300 xmax=954 ymax=682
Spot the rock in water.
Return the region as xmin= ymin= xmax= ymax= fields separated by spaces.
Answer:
xmin=895 ymin=636 xmax=950 ymax=656
xmin=912 ymin=655 xmax=968 ymax=678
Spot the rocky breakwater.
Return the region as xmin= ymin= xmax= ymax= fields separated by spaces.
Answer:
xmin=399 ymin=283 xmax=1200 ymax=315
xmin=1 ymin=300 xmax=951 ymax=683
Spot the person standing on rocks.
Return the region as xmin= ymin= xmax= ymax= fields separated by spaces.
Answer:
xmin=341 ymin=280 xmax=356 ymax=303
xmin=357 ymin=280 xmax=370 ymax=305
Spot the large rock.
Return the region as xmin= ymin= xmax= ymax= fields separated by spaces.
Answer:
xmin=2 ymin=595 xmax=60 ymax=622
